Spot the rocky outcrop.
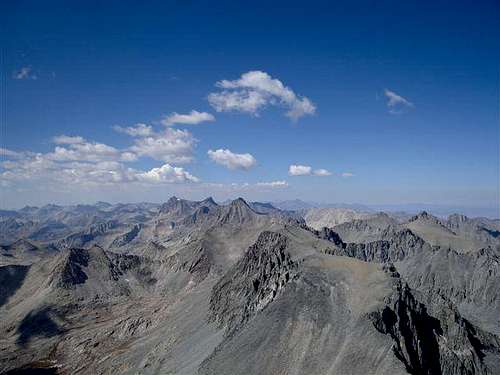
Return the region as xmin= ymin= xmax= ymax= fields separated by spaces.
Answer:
xmin=312 ymin=226 xmax=346 ymax=247
xmin=370 ymin=279 xmax=500 ymax=375
xmin=56 ymin=220 xmax=118 ymax=248
xmin=110 ymin=224 xmax=142 ymax=248
xmin=445 ymin=214 xmax=500 ymax=248
xmin=181 ymin=205 xmax=216 ymax=226
xmin=396 ymin=245 xmax=500 ymax=335
xmin=323 ymin=227 xmax=432 ymax=263
xmin=209 ymin=231 xmax=298 ymax=335
xmin=0 ymin=264 xmax=30 ymax=307
xmin=50 ymin=248 xmax=99 ymax=288
xmin=331 ymin=213 xmax=398 ymax=243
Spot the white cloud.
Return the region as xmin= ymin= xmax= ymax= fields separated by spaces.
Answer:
xmin=12 ymin=66 xmax=37 ymax=80
xmin=113 ymin=124 xmax=153 ymax=137
xmin=208 ymin=71 xmax=316 ymax=121
xmin=208 ymin=90 xmax=268 ymax=115
xmin=130 ymin=128 xmax=196 ymax=164
xmin=1 ymin=151 xmax=199 ymax=188
xmin=138 ymin=163 xmax=199 ymax=183
xmin=53 ymin=135 xmax=86 ymax=145
xmin=208 ymin=149 xmax=257 ymax=170
xmin=288 ymin=164 xmax=312 ymax=176
xmin=313 ymin=168 xmax=332 ymax=176
xmin=289 ymin=164 xmax=331 ymax=176
xmin=256 ymin=180 xmax=288 ymax=188
xmin=48 ymin=141 xmax=122 ymax=163
xmin=341 ymin=172 xmax=354 ymax=177
xmin=113 ymin=124 xmax=196 ymax=163
xmin=0 ymin=148 xmax=24 ymax=158
xmin=1 ymin=133 xmax=200 ymax=189
xmin=162 ymin=110 xmax=215 ymax=126
xmin=120 ymin=152 xmax=138 ymax=162
xmin=384 ymin=89 xmax=413 ymax=114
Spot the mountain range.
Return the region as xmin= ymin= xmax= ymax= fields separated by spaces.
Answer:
xmin=0 ymin=197 xmax=499 ymax=374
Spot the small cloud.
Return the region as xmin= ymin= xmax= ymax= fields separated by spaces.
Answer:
xmin=52 ymin=135 xmax=86 ymax=145
xmin=313 ymin=168 xmax=331 ymax=176
xmin=120 ymin=152 xmax=138 ymax=162
xmin=341 ymin=172 xmax=354 ymax=178
xmin=289 ymin=164 xmax=312 ymax=176
xmin=208 ymin=71 xmax=316 ymax=121
xmin=289 ymin=165 xmax=331 ymax=176
xmin=129 ymin=128 xmax=196 ymax=164
xmin=208 ymin=149 xmax=257 ymax=170
xmin=12 ymin=66 xmax=37 ymax=80
xmin=113 ymin=124 xmax=153 ymax=137
xmin=138 ymin=163 xmax=199 ymax=183
xmin=384 ymin=89 xmax=413 ymax=114
xmin=0 ymin=147 xmax=24 ymax=158
xmin=162 ymin=110 xmax=215 ymax=126
xmin=256 ymin=180 xmax=289 ymax=188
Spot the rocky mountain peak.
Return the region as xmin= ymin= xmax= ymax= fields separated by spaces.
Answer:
xmin=217 ymin=198 xmax=261 ymax=225
xmin=200 ymin=197 xmax=217 ymax=207
xmin=49 ymin=246 xmax=120 ymax=290
xmin=409 ymin=211 xmax=441 ymax=224
xmin=209 ymin=231 xmax=298 ymax=334
xmin=231 ymin=197 xmax=250 ymax=207
xmin=159 ymin=196 xmax=193 ymax=215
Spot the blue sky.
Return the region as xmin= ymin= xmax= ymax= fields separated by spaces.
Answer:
xmin=1 ymin=0 xmax=498 ymax=210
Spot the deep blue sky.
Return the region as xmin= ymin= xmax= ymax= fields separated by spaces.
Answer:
xmin=1 ymin=0 xmax=498 ymax=211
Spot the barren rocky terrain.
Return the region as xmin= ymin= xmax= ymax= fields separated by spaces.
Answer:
xmin=0 ymin=198 xmax=499 ymax=374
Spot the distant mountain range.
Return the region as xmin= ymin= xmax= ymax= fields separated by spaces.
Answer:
xmin=273 ymin=199 xmax=498 ymax=219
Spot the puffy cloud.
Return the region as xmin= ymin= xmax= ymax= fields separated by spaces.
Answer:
xmin=341 ymin=172 xmax=354 ymax=177
xmin=113 ymin=124 xmax=153 ymax=137
xmin=289 ymin=165 xmax=331 ymax=176
xmin=208 ymin=149 xmax=257 ymax=170
xmin=313 ymin=168 xmax=332 ymax=176
xmin=130 ymin=128 xmax=196 ymax=164
xmin=162 ymin=110 xmax=215 ymax=126
xmin=120 ymin=152 xmax=138 ymax=162
xmin=288 ymin=164 xmax=312 ymax=176
xmin=138 ymin=163 xmax=199 ymax=183
xmin=384 ymin=89 xmax=413 ymax=114
xmin=208 ymin=71 xmax=316 ymax=120
xmin=1 ymin=152 xmax=199 ymax=188
xmin=12 ymin=66 xmax=37 ymax=80
xmin=1 ymin=133 xmax=200 ymax=189
xmin=48 ymin=142 xmax=121 ymax=163
xmin=113 ymin=124 xmax=196 ymax=164
xmin=208 ymin=90 xmax=268 ymax=115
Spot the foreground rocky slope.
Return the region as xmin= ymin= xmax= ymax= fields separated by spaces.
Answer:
xmin=0 ymin=197 xmax=499 ymax=374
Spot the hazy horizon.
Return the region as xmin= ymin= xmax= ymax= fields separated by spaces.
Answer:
xmin=2 ymin=195 xmax=497 ymax=219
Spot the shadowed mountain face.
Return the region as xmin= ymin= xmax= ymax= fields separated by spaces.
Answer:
xmin=0 ymin=197 xmax=499 ymax=374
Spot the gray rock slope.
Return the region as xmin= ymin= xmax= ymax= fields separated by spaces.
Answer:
xmin=331 ymin=210 xmax=500 ymax=253
xmin=0 ymin=197 xmax=499 ymax=374
xmin=303 ymin=207 xmax=374 ymax=230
